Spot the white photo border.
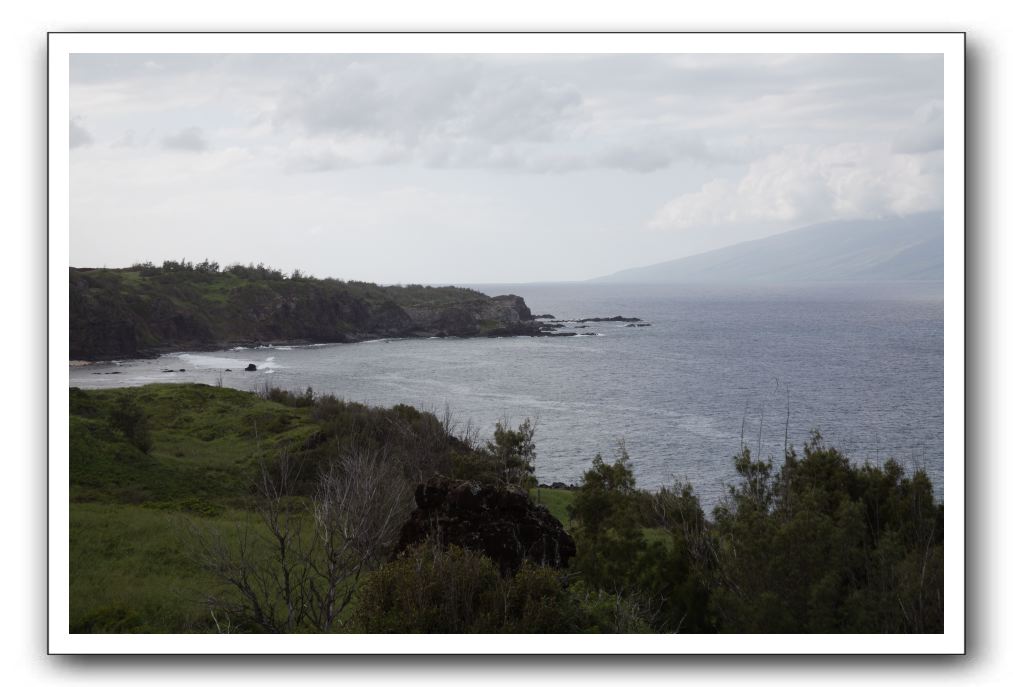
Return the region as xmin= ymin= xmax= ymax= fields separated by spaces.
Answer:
xmin=48 ymin=31 xmax=965 ymax=655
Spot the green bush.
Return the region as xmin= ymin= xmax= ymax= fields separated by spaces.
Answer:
xmin=707 ymin=433 xmax=944 ymax=633
xmin=352 ymin=544 xmax=504 ymax=633
xmin=109 ymin=394 xmax=153 ymax=453
xmin=352 ymin=543 xmax=650 ymax=634
xmin=568 ymin=449 xmax=713 ymax=632
xmin=486 ymin=419 xmax=537 ymax=488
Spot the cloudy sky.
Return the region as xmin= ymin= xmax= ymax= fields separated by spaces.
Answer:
xmin=69 ymin=53 xmax=943 ymax=283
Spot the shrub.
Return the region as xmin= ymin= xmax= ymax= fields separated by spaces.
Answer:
xmin=707 ymin=432 xmax=944 ymax=633
xmin=109 ymin=395 xmax=153 ymax=454
xmin=568 ymin=448 xmax=713 ymax=632
xmin=353 ymin=543 xmax=645 ymax=633
xmin=486 ymin=419 xmax=537 ymax=487
xmin=352 ymin=544 xmax=504 ymax=633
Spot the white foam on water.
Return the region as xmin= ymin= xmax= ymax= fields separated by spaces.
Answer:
xmin=175 ymin=352 xmax=284 ymax=370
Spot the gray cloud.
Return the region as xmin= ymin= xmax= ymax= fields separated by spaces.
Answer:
xmin=161 ymin=126 xmax=208 ymax=152
xmin=70 ymin=53 xmax=944 ymax=176
xmin=274 ymin=58 xmax=588 ymax=172
xmin=266 ymin=54 xmax=943 ymax=176
xmin=69 ymin=118 xmax=93 ymax=148
xmin=69 ymin=53 xmax=946 ymax=282
xmin=892 ymin=100 xmax=944 ymax=154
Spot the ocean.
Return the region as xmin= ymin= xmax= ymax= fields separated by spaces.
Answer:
xmin=69 ymin=281 xmax=945 ymax=508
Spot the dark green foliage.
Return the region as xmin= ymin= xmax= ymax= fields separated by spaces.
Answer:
xmin=352 ymin=543 xmax=650 ymax=633
xmin=566 ymin=582 xmax=654 ymax=633
xmin=569 ymin=450 xmax=642 ymax=589
xmin=352 ymin=544 xmax=505 ymax=633
xmin=109 ymin=394 xmax=153 ymax=453
xmin=486 ymin=419 xmax=537 ymax=487
xmin=706 ymin=433 xmax=944 ymax=633
xmin=568 ymin=449 xmax=714 ymax=633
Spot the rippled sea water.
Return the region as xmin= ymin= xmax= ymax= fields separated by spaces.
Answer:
xmin=70 ymin=282 xmax=945 ymax=508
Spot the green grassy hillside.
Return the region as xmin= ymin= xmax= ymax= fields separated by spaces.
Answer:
xmin=68 ymin=383 xmax=490 ymax=632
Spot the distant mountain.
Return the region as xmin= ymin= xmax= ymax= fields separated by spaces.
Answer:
xmin=592 ymin=212 xmax=944 ymax=284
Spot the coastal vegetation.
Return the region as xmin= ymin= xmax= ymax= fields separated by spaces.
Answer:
xmin=69 ymin=383 xmax=943 ymax=634
xmin=69 ymin=261 xmax=539 ymax=360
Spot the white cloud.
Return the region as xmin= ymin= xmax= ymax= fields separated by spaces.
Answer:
xmin=649 ymin=143 xmax=943 ymax=232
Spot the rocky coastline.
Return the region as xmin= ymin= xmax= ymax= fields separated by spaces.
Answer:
xmin=69 ymin=267 xmax=647 ymax=361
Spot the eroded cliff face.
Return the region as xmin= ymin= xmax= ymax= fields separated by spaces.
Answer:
xmin=69 ymin=268 xmax=540 ymax=360
xmin=400 ymin=293 xmax=534 ymax=337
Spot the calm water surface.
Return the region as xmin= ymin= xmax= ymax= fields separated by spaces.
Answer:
xmin=70 ymin=282 xmax=945 ymax=507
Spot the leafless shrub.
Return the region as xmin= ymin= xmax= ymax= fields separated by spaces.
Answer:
xmin=189 ymin=448 xmax=411 ymax=633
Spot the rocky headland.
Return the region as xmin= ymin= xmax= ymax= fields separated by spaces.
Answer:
xmin=69 ymin=266 xmax=547 ymax=361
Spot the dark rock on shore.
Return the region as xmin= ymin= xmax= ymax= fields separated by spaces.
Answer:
xmin=244 ymin=363 xmax=257 ymax=371
xmin=624 ymin=323 xmax=651 ymax=327
xmin=532 ymin=313 xmax=556 ymax=319
xmin=564 ymin=315 xmax=642 ymax=323
xmin=396 ymin=477 xmax=576 ymax=576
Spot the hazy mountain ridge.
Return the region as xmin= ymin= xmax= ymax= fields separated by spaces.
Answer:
xmin=593 ymin=213 xmax=944 ymax=284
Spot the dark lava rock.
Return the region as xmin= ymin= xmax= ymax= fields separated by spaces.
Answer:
xmin=483 ymin=322 xmax=542 ymax=338
xmin=532 ymin=313 xmax=556 ymax=320
xmin=575 ymin=315 xmax=641 ymax=323
xmin=396 ymin=478 xmax=576 ymax=576
xmin=244 ymin=363 xmax=257 ymax=371
xmin=624 ymin=323 xmax=651 ymax=327
xmin=224 ymin=368 xmax=231 ymax=372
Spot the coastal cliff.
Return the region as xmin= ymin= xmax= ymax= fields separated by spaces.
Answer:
xmin=69 ymin=265 xmax=540 ymax=360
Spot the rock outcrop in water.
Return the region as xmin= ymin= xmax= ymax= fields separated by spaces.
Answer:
xmin=69 ymin=266 xmax=542 ymax=360
xmin=396 ymin=477 xmax=576 ymax=576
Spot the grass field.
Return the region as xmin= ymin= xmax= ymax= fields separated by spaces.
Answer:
xmin=69 ymin=384 xmax=320 ymax=632
xmin=529 ymin=486 xmax=576 ymax=527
